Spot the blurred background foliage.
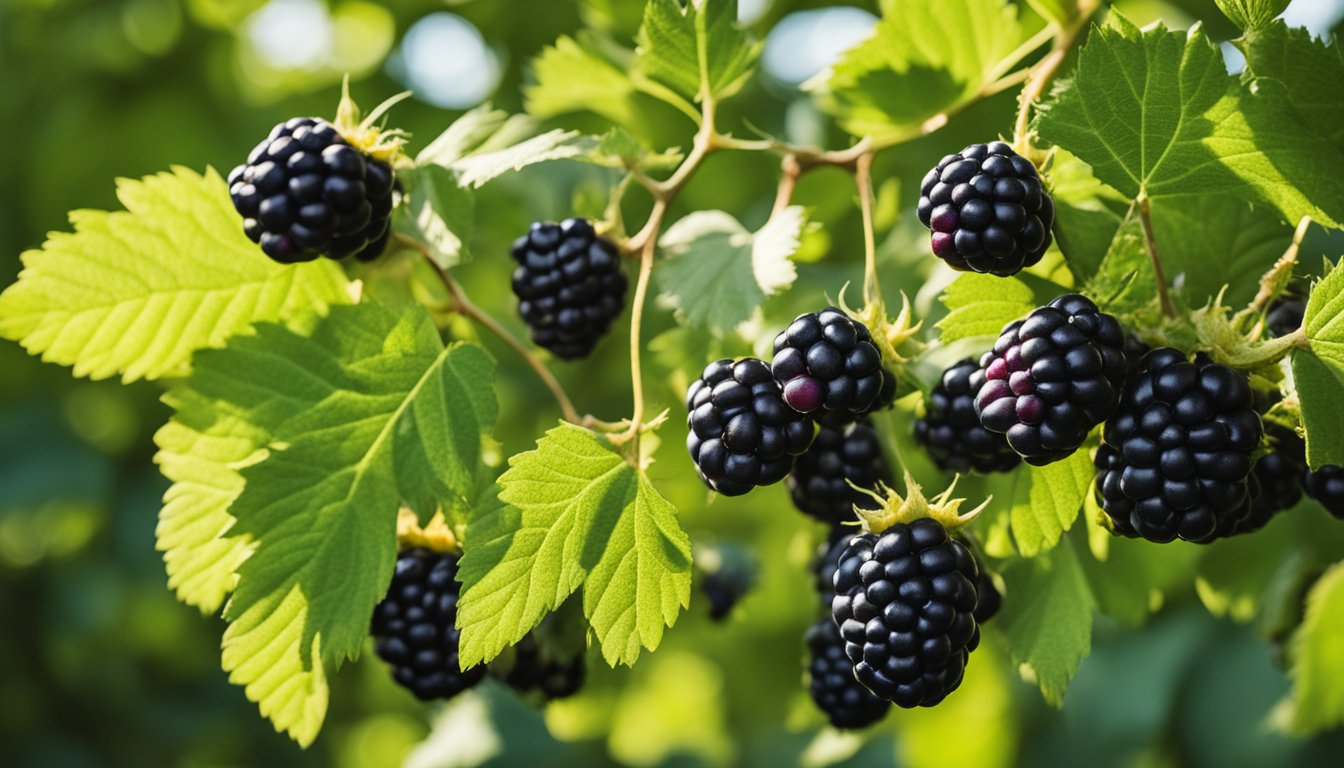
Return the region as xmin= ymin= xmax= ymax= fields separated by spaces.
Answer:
xmin=5 ymin=1 xmax=1344 ymax=766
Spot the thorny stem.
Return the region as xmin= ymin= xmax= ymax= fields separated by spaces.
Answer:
xmin=1249 ymin=216 xmax=1313 ymax=314
xmin=855 ymin=152 xmax=880 ymax=306
xmin=1137 ymin=193 xmax=1177 ymax=318
xmin=403 ymin=235 xmax=581 ymax=424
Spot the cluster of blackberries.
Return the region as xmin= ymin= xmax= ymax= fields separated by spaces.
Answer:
xmin=806 ymin=521 xmax=1000 ymax=722
xmin=685 ymin=308 xmax=887 ymax=500
xmin=229 ymin=117 xmax=396 ymax=263
xmin=371 ymin=548 xmax=585 ymax=703
xmin=510 ymin=218 xmax=628 ymax=359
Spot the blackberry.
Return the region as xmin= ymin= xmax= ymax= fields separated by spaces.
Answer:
xmin=914 ymin=358 xmax=1021 ymax=474
xmin=370 ymin=548 xmax=486 ymax=701
xmin=831 ymin=518 xmax=981 ymax=707
xmin=1304 ymin=465 xmax=1344 ymax=519
xmin=686 ymin=358 xmax=815 ymax=496
xmin=1094 ymin=348 xmax=1262 ymax=543
xmin=805 ymin=617 xmax=891 ymax=729
xmin=228 ymin=117 xmax=396 ymax=263
xmin=1266 ymin=298 xmax=1305 ymax=339
xmin=1240 ymin=422 xmax=1306 ymax=534
xmin=495 ymin=633 xmax=585 ymax=701
xmin=788 ymin=416 xmax=892 ymax=525
xmin=916 ymin=141 xmax=1054 ymax=276
xmin=973 ymin=568 xmax=1001 ymax=624
xmin=771 ymin=308 xmax=884 ymax=414
xmin=813 ymin=528 xmax=853 ymax=607
xmin=698 ymin=544 xmax=756 ymax=621
xmin=975 ymin=294 xmax=1127 ymax=465
xmin=511 ymin=218 xmax=626 ymax=359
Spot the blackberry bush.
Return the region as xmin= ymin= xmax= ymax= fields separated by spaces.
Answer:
xmin=229 ymin=117 xmax=396 ymax=263
xmin=915 ymin=358 xmax=1020 ymax=474
xmin=370 ymin=548 xmax=486 ymax=701
xmin=805 ymin=617 xmax=892 ymax=729
xmin=916 ymin=141 xmax=1054 ymax=276
xmin=686 ymin=358 xmax=815 ymax=496
xmin=511 ymin=218 xmax=627 ymax=359
xmin=831 ymin=518 xmax=981 ymax=707
xmin=771 ymin=308 xmax=884 ymax=414
xmin=975 ymin=294 xmax=1127 ymax=465
xmin=788 ymin=415 xmax=892 ymax=525
xmin=1304 ymin=465 xmax=1344 ymax=519
xmin=1095 ymin=349 xmax=1262 ymax=543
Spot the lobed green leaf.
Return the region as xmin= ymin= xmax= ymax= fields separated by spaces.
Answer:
xmin=935 ymin=272 xmax=1035 ymax=343
xmin=998 ymin=539 xmax=1094 ymax=706
xmin=1008 ymin=450 xmax=1094 ymax=557
xmin=636 ymin=0 xmax=760 ymax=103
xmin=1297 ymin=261 xmax=1344 ymax=467
xmin=1288 ymin=562 xmax=1344 ymax=732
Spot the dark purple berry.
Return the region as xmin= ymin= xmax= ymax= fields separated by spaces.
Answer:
xmin=915 ymin=358 xmax=1020 ymax=474
xmin=511 ymin=218 xmax=627 ymax=359
xmin=772 ymin=308 xmax=884 ymax=414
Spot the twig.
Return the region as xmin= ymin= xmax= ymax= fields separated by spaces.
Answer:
xmin=855 ymin=152 xmax=880 ymax=306
xmin=1012 ymin=0 xmax=1102 ymax=151
xmin=771 ymin=154 xmax=802 ymax=217
xmin=1136 ymin=193 xmax=1176 ymax=318
xmin=1249 ymin=215 xmax=1312 ymax=314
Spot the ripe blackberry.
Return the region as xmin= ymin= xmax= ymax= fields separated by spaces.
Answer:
xmin=370 ymin=548 xmax=485 ymax=701
xmin=699 ymin=545 xmax=756 ymax=621
xmin=831 ymin=519 xmax=981 ymax=707
xmin=228 ymin=117 xmax=396 ymax=263
xmin=1094 ymin=348 xmax=1262 ymax=543
xmin=805 ymin=617 xmax=891 ymax=729
xmin=975 ymin=294 xmax=1127 ymax=465
xmin=916 ymin=141 xmax=1054 ymax=276
xmin=788 ymin=416 xmax=892 ymax=525
xmin=1266 ymin=298 xmax=1305 ymax=339
xmin=511 ymin=218 xmax=627 ymax=359
xmin=813 ymin=528 xmax=853 ymax=607
xmin=1303 ymin=465 xmax=1344 ymax=519
xmin=915 ymin=358 xmax=1020 ymax=474
xmin=771 ymin=308 xmax=884 ymax=414
xmin=973 ymin=568 xmax=1001 ymax=624
xmin=686 ymin=358 xmax=815 ymax=496
xmin=495 ymin=633 xmax=585 ymax=701
xmin=1239 ymin=422 xmax=1306 ymax=534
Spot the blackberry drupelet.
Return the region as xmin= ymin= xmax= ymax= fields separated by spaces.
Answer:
xmin=495 ymin=633 xmax=585 ymax=701
xmin=1266 ymin=298 xmax=1305 ymax=339
xmin=1240 ymin=421 xmax=1306 ymax=534
xmin=229 ymin=117 xmax=396 ymax=263
xmin=686 ymin=358 xmax=815 ymax=496
xmin=1304 ymin=465 xmax=1344 ymax=519
xmin=915 ymin=358 xmax=1021 ymax=474
xmin=916 ymin=141 xmax=1054 ymax=276
xmin=771 ymin=308 xmax=884 ymax=414
xmin=805 ymin=617 xmax=892 ymax=729
xmin=975 ymin=294 xmax=1127 ymax=465
xmin=788 ymin=416 xmax=892 ymax=525
xmin=813 ymin=528 xmax=853 ymax=608
xmin=973 ymin=568 xmax=1001 ymax=624
xmin=1094 ymin=348 xmax=1263 ymax=543
xmin=831 ymin=518 xmax=981 ymax=707
xmin=511 ymin=218 xmax=627 ymax=359
xmin=370 ymin=548 xmax=485 ymax=701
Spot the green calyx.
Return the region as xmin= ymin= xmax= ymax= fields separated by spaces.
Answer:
xmin=849 ymin=471 xmax=990 ymax=536
xmin=333 ymin=76 xmax=411 ymax=165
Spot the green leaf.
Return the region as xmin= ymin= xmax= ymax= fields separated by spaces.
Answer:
xmin=526 ymin=33 xmax=643 ymax=126
xmin=1216 ymin=0 xmax=1290 ymax=32
xmin=1153 ymin=196 xmax=1293 ymax=307
xmin=812 ymin=0 xmax=1023 ymax=139
xmin=1026 ymin=0 xmax=1074 ymax=26
xmin=167 ymin=303 xmax=497 ymax=746
xmin=1194 ymin=517 xmax=1296 ymax=620
xmin=636 ymin=0 xmax=761 ymax=103
xmin=0 ymin=167 xmax=351 ymax=382
xmin=1036 ymin=15 xmax=1344 ymax=227
xmin=655 ymin=208 xmax=804 ymax=332
xmin=1288 ymin=561 xmax=1344 ymax=732
xmin=1079 ymin=532 xmax=1196 ymax=627
xmin=935 ymin=272 xmax=1034 ymax=343
xmin=450 ymin=129 xmax=601 ymax=189
xmin=999 ymin=539 xmax=1094 ymax=706
xmin=456 ymin=423 xmax=692 ymax=669
xmin=586 ymin=128 xmax=685 ymax=172
xmin=1081 ymin=217 xmax=1154 ymax=315
xmin=416 ymin=104 xmax=537 ymax=167
xmin=1008 ymin=450 xmax=1094 ymax=556
xmin=1239 ymin=23 xmax=1344 ymax=155
xmin=393 ymin=165 xmax=475 ymax=269
xmin=1297 ymin=262 xmax=1344 ymax=467
xmin=1049 ymin=150 xmax=1130 ymax=283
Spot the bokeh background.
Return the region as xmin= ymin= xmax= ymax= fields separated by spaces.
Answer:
xmin=4 ymin=1 xmax=1344 ymax=766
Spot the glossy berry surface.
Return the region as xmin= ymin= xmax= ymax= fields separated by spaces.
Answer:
xmin=1095 ymin=348 xmax=1262 ymax=543
xmin=916 ymin=141 xmax=1054 ymax=276
xmin=1240 ymin=421 xmax=1305 ymax=534
xmin=1304 ymin=464 xmax=1344 ymax=519
xmin=972 ymin=567 xmax=1001 ymax=625
xmin=805 ymin=617 xmax=891 ymax=729
xmin=975 ymin=294 xmax=1127 ymax=465
xmin=228 ymin=117 xmax=396 ymax=263
xmin=1267 ymin=298 xmax=1305 ymax=339
xmin=686 ymin=358 xmax=815 ymax=496
xmin=495 ymin=633 xmax=585 ymax=701
xmin=831 ymin=519 xmax=981 ymax=708
xmin=788 ymin=416 xmax=892 ymax=525
xmin=771 ymin=308 xmax=884 ymax=414
xmin=915 ymin=358 xmax=1020 ymax=474
xmin=511 ymin=218 xmax=627 ymax=359
xmin=370 ymin=548 xmax=485 ymax=701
